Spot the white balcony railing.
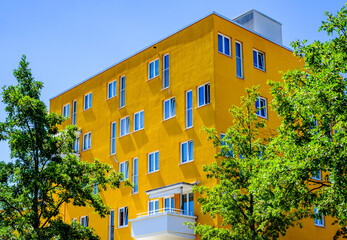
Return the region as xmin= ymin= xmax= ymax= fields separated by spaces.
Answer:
xmin=130 ymin=208 xmax=196 ymax=240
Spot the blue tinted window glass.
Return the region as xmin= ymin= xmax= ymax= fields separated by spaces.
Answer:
xmin=140 ymin=111 xmax=144 ymax=129
xmin=187 ymin=91 xmax=192 ymax=108
xmin=198 ymin=86 xmax=204 ymax=106
xmin=236 ymin=42 xmax=241 ymax=57
xmin=188 ymin=110 xmax=192 ymax=127
xmin=189 ymin=193 xmax=194 ymax=216
xmin=188 ymin=141 xmax=193 ymax=160
xmin=155 ymin=60 xmax=159 ymax=77
xmin=253 ymin=50 xmax=257 ymax=67
xmin=218 ymin=34 xmax=223 ymax=53
xmin=164 ymin=100 xmax=170 ymax=119
xmin=155 ymin=152 xmax=159 ymax=170
xmin=149 ymin=154 xmax=153 ymax=172
xmin=182 ymin=142 xmax=187 ymax=163
xmin=171 ymin=98 xmax=175 ymax=116
xmin=224 ymin=37 xmax=230 ymax=55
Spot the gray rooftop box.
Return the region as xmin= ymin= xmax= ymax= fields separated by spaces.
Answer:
xmin=233 ymin=9 xmax=282 ymax=45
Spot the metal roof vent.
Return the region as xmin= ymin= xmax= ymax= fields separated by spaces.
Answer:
xmin=233 ymin=9 xmax=282 ymax=45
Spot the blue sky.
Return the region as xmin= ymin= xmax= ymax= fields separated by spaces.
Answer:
xmin=0 ymin=0 xmax=346 ymax=162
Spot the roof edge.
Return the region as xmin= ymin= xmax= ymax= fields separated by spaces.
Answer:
xmin=50 ymin=11 xmax=292 ymax=101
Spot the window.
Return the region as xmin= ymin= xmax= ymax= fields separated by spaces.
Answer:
xmin=164 ymin=197 xmax=175 ymax=213
xmin=148 ymin=59 xmax=159 ymax=80
xmin=314 ymin=206 xmax=324 ymax=227
xmin=80 ymin=216 xmax=89 ymax=227
xmin=235 ymin=41 xmax=243 ymax=78
xmin=312 ymin=170 xmax=321 ymax=180
xmin=163 ymin=54 xmax=169 ymax=88
xmin=185 ymin=90 xmax=193 ymax=128
xmin=63 ymin=103 xmax=70 ymax=118
xmin=163 ymin=97 xmax=175 ymax=120
xmin=72 ymin=218 xmax=77 ymax=222
xmin=108 ymin=80 xmax=117 ymax=99
xmin=256 ymin=97 xmax=267 ymax=118
xmin=148 ymin=151 xmax=159 ymax=173
xmin=120 ymin=116 xmax=130 ymax=137
xmin=218 ymin=33 xmax=231 ymax=56
xmin=181 ymin=193 xmax=194 ymax=216
xmin=83 ymin=132 xmax=91 ymax=151
xmin=198 ymin=83 xmax=210 ymax=107
xmin=119 ymin=161 xmax=129 ymax=181
xmin=93 ymin=183 xmax=98 ymax=195
xmin=110 ymin=122 xmax=116 ymax=155
xmin=253 ymin=49 xmax=265 ymax=71
xmin=148 ymin=200 xmax=159 ymax=215
xmin=72 ymin=100 xmax=77 ymax=125
xmin=221 ymin=133 xmax=233 ymax=157
xmin=120 ymin=76 xmax=125 ymax=108
xmin=109 ymin=210 xmax=114 ymax=240
xmin=84 ymin=93 xmax=92 ymax=110
xmin=118 ymin=207 xmax=128 ymax=227
xmin=181 ymin=140 xmax=193 ymax=163
xmin=134 ymin=111 xmax=144 ymax=132
xmin=73 ymin=137 xmax=79 ymax=153
xmin=132 ymin=158 xmax=138 ymax=194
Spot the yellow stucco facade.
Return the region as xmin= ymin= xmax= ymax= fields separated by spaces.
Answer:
xmin=50 ymin=11 xmax=339 ymax=240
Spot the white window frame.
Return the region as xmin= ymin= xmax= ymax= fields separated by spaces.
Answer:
xmin=148 ymin=199 xmax=159 ymax=215
xmin=72 ymin=218 xmax=77 ymax=222
xmin=312 ymin=170 xmax=321 ymax=180
xmin=256 ymin=97 xmax=267 ymax=119
xmin=109 ymin=210 xmax=115 ymax=240
xmin=253 ymin=49 xmax=265 ymax=71
xmin=163 ymin=97 xmax=175 ymax=120
xmin=80 ymin=215 xmax=89 ymax=227
xmin=218 ymin=33 xmax=231 ymax=57
xmin=120 ymin=116 xmax=130 ymax=137
xmin=197 ymin=83 xmax=210 ymax=107
xmin=119 ymin=161 xmax=129 ymax=181
xmin=84 ymin=92 xmax=92 ymax=110
xmin=163 ymin=54 xmax=169 ymax=89
xmin=314 ymin=206 xmax=324 ymax=227
xmin=108 ymin=80 xmax=117 ymax=99
xmin=181 ymin=193 xmax=194 ymax=216
xmin=148 ymin=59 xmax=159 ymax=80
xmin=72 ymin=100 xmax=77 ymax=125
xmin=185 ymin=90 xmax=193 ymax=129
xmin=63 ymin=103 xmax=70 ymax=118
xmin=134 ymin=110 xmax=144 ymax=132
xmin=118 ymin=206 xmax=128 ymax=228
xmin=82 ymin=132 xmax=91 ymax=151
xmin=110 ymin=122 xmax=116 ymax=155
xmin=235 ymin=41 xmax=243 ymax=78
xmin=148 ymin=151 xmax=159 ymax=173
xmin=132 ymin=157 xmax=138 ymax=194
xmin=73 ymin=137 xmax=80 ymax=153
xmin=181 ymin=140 xmax=193 ymax=164
xmin=120 ymin=75 xmax=125 ymax=108
xmin=164 ymin=196 xmax=175 ymax=213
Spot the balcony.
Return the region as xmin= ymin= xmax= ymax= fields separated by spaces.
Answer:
xmin=130 ymin=208 xmax=197 ymax=240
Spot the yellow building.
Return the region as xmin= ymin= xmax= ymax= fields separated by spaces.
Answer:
xmin=50 ymin=10 xmax=338 ymax=240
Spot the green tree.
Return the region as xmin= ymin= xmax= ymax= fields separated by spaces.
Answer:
xmin=0 ymin=56 xmax=125 ymax=239
xmin=193 ymin=87 xmax=299 ymax=240
xmin=268 ymin=4 xmax=347 ymax=239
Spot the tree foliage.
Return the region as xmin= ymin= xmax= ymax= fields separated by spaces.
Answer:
xmin=0 ymin=56 xmax=125 ymax=239
xmin=193 ymin=87 xmax=299 ymax=240
xmin=267 ymin=4 xmax=347 ymax=239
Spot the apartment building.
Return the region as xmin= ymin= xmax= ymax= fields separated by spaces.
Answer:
xmin=49 ymin=10 xmax=338 ymax=240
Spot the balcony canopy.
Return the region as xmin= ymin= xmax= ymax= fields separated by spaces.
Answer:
xmin=145 ymin=181 xmax=198 ymax=199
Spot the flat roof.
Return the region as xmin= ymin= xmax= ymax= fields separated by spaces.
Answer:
xmin=50 ymin=11 xmax=292 ymax=101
